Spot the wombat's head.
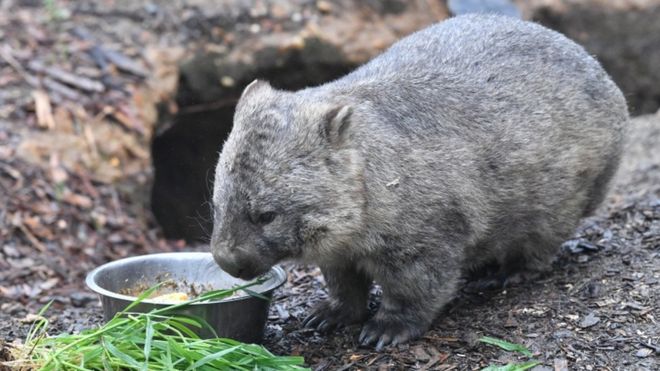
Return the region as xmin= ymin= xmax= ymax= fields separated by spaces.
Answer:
xmin=210 ymin=80 xmax=366 ymax=279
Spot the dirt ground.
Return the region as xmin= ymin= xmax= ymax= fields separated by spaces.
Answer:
xmin=0 ymin=1 xmax=658 ymax=370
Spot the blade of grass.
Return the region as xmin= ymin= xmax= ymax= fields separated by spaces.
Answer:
xmin=165 ymin=315 xmax=204 ymax=329
xmin=142 ymin=316 xmax=154 ymax=370
xmin=103 ymin=337 xmax=142 ymax=369
xmin=479 ymin=336 xmax=533 ymax=357
xmin=101 ymin=351 xmax=113 ymax=371
xmin=242 ymin=288 xmax=270 ymax=301
xmin=161 ymin=319 xmax=200 ymax=339
xmin=185 ymin=345 xmax=242 ymax=370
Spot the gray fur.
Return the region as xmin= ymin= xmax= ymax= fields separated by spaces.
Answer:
xmin=210 ymin=14 xmax=628 ymax=350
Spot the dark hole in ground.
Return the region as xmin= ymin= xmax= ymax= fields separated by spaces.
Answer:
xmin=151 ymin=59 xmax=356 ymax=241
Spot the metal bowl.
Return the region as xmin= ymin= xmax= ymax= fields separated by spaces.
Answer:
xmin=85 ymin=252 xmax=286 ymax=343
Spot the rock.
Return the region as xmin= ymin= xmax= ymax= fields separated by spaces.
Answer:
xmin=514 ymin=0 xmax=660 ymax=115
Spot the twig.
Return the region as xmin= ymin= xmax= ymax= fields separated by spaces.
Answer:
xmin=42 ymin=77 xmax=82 ymax=101
xmin=72 ymin=26 xmax=147 ymax=77
xmin=102 ymin=48 xmax=148 ymax=77
xmin=0 ymin=44 xmax=39 ymax=87
xmin=18 ymin=224 xmax=47 ymax=252
xmin=28 ymin=60 xmax=105 ymax=93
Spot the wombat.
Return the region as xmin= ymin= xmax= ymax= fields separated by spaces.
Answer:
xmin=210 ymin=14 xmax=628 ymax=349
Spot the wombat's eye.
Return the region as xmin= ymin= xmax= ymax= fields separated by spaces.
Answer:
xmin=255 ymin=211 xmax=276 ymax=225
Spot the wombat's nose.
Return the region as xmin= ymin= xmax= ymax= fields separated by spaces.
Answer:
xmin=212 ymin=252 xmax=242 ymax=278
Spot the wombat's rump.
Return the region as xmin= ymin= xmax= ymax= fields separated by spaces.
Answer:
xmin=210 ymin=14 xmax=628 ymax=350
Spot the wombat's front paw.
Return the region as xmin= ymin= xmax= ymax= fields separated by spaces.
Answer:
xmin=358 ymin=316 xmax=426 ymax=351
xmin=302 ymin=300 xmax=367 ymax=333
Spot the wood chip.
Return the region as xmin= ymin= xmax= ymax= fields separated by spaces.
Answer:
xmin=579 ymin=312 xmax=601 ymax=328
xmin=19 ymin=313 xmax=46 ymax=324
xmin=635 ymin=348 xmax=653 ymax=358
xmin=32 ymin=90 xmax=55 ymax=129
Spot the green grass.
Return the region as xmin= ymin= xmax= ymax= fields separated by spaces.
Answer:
xmin=7 ymin=281 xmax=309 ymax=370
xmin=479 ymin=336 xmax=541 ymax=371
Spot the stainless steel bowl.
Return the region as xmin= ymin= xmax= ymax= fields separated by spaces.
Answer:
xmin=85 ymin=252 xmax=286 ymax=343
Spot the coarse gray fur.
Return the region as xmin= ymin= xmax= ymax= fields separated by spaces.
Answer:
xmin=210 ymin=14 xmax=628 ymax=350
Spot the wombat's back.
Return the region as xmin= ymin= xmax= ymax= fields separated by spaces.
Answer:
xmin=331 ymin=14 xmax=627 ymax=137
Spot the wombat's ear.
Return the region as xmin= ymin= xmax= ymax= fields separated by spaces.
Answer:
xmin=322 ymin=105 xmax=352 ymax=145
xmin=239 ymin=79 xmax=271 ymax=100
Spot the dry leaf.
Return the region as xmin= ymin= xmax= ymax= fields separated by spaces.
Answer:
xmin=62 ymin=191 xmax=93 ymax=209
xmin=23 ymin=216 xmax=54 ymax=240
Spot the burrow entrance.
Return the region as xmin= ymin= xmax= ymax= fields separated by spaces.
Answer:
xmin=151 ymin=46 xmax=356 ymax=241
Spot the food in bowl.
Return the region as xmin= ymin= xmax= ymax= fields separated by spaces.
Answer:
xmin=151 ymin=292 xmax=190 ymax=303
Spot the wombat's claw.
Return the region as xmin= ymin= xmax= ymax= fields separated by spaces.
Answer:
xmin=302 ymin=301 xmax=366 ymax=333
xmin=302 ymin=314 xmax=334 ymax=332
xmin=358 ymin=319 xmax=422 ymax=351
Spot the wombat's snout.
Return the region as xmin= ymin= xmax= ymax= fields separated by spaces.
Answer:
xmin=212 ymin=249 xmax=263 ymax=280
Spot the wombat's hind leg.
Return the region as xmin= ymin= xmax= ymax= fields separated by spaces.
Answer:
xmin=581 ymin=156 xmax=621 ymax=217
xmin=500 ymin=233 xmax=563 ymax=286
xmin=303 ymin=264 xmax=371 ymax=332
xmin=359 ymin=261 xmax=460 ymax=350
